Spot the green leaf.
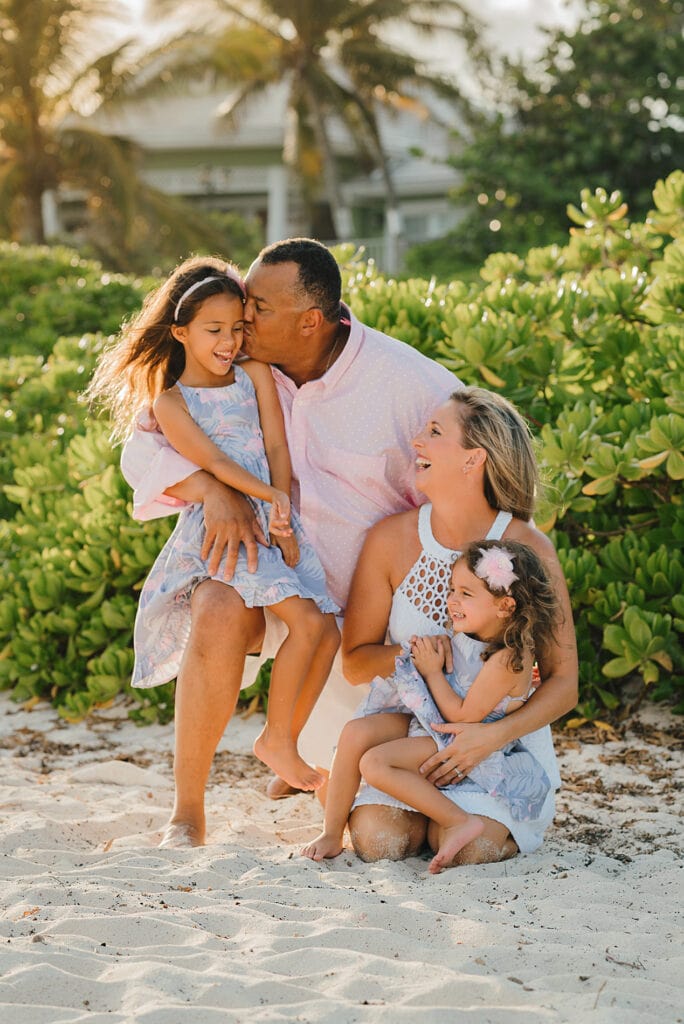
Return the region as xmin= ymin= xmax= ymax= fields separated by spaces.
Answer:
xmin=602 ymin=657 xmax=636 ymax=679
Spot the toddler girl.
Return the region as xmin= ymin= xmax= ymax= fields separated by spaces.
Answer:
xmin=302 ymin=539 xmax=558 ymax=872
xmin=90 ymin=257 xmax=339 ymax=793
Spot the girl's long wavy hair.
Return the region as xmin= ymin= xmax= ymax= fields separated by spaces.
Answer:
xmin=458 ymin=539 xmax=559 ymax=673
xmin=450 ymin=387 xmax=540 ymax=521
xmin=86 ymin=255 xmax=245 ymax=441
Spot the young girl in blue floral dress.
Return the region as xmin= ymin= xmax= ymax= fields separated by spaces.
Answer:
xmin=302 ymin=538 xmax=558 ymax=873
xmin=90 ymin=257 xmax=339 ymax=795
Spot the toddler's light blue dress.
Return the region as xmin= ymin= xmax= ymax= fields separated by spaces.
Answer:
xmin=132 ymin=366 xmax=338 ymax=689
xmin=354 ymin=632 xmax=551 ymax=822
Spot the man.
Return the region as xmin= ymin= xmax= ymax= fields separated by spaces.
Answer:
xmin=122 ymin=238 xmax=456 ymax=846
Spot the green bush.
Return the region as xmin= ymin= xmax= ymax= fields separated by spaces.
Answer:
xmin=0 ymin=173 xmax=682 ymax=723
xmin=0 ymin=242 xmax=150 ymax=358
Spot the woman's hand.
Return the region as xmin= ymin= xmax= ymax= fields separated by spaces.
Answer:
xmin=419 ymin=721 xmax=503 ymax=785
xmin=200 ymin=479 xmax=266 ymax=578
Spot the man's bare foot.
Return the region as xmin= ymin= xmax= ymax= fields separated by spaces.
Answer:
xmin=300 ymin=831 xmax=344 ymax=861
xmin=158 ymin=821 xmax=205 ymax=849
xmin=428 ymin=815 xmax=485 ymax=874
xmin=266 ymin=775 xmax=307 ymax=800
xmin=254 ymin=730 xmax=323 ymax=792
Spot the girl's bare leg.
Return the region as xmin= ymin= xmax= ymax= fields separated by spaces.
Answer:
xmin=289 ymin=613 xmax=340 ymax=736
xmin=359 ymin=737 xmax=485 ymax=874
xmin=427 ymin=816 xmax=518 ymax=867
xmin=163 ymin=581 xmax=265 ymax=848
xmin=253 ymin=597 xmax=334 ymax=791
xmin=301 ymin=713 xmax=410 ymax=861
xmin=265 ymin=613 xmax=339 ymax=802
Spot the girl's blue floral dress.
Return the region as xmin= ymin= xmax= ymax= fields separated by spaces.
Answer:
xmin=132 ymin=366 xmax=338 ymax=689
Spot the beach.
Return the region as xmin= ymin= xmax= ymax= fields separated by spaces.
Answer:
xmin=1 ymin=692 xmax=682 ymax=1023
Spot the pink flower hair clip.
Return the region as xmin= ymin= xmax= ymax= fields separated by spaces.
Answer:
xmin=474 ymin=547 xmax=518 ymax=593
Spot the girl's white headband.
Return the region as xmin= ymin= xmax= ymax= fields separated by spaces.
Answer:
xmin=173 ymin=270 xmax=245 ymax=322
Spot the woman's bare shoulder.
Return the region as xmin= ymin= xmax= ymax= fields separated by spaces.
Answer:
xmin=365 ymin=507 xmax=420 ymax=547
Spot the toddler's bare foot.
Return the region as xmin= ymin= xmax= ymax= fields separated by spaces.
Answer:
xmin=300 ymin=831 xmax=344 ymax=861
xmin=254 ymin=730 xmax=323 ymax=792
xmin=428 ymin=815 xmax=485 ymax=874
xmin=159 ymin=820 xmax=205 ymax=849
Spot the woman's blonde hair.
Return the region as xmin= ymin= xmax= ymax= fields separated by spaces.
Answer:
xmin=450 ymin=387 xmax=539 ymax=520
xmin=86 ymin=255 xmax=244 ymax=441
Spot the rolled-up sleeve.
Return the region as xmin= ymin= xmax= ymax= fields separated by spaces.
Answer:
xmin=120 ymin=415 xmax=200 ymax=521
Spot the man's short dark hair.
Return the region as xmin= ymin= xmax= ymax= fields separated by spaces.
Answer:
xmin=258 ymin=238 xmax=342 ymax=323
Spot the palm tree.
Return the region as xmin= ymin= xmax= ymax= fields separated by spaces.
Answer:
xmin=0 ymin=0 xmax=253 ymax=270
xmin=146 ymin=0 xmax=485 ymax=263
xmin=0 ymin=0 xmax=134 ymax=242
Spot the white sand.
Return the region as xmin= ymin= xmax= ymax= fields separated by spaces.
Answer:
xmin=0 ymin=692 xmax=682 ymax=1023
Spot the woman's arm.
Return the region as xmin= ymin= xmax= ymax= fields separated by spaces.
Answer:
xmin=341 ymin=517 xmax=411 ymax=685
xmin=421 ymin=527 xmax=578 ymax=781
xmin=153 ymin=386 xmax=288 ymax=514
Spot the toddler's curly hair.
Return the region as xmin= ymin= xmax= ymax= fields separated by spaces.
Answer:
xmin=458 ymin=539 xmax=560 ymax=673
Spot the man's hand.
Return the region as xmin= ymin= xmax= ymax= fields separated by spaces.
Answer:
xmin=273 ymin=532 xmax=300 ymax=568
xmin=199 ymin=479 xmax=266 ymax=578
xmin=419 ymin=722 xmax=501 ymax=786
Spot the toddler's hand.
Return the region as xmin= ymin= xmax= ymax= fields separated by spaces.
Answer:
xmin=269 ymin=489 xmax=292 ymax=537
xmin=273 ymin=532 xmax=300 ymax=568
xmin=410 ymin=635 xmax=446 ymax=677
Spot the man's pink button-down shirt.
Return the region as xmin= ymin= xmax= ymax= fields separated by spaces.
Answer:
xmin=120 ymin=308 xmax=457 ymax=610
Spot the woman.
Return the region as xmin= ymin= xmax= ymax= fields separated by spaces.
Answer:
xmin=341 ymin=387 xmax=578 ymax=866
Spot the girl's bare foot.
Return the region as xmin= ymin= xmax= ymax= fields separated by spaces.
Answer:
xmin=428 ymin=816 xmax=485 ymax=874
xmin=159 ymin=820 xmax=205 ymax=849
xmin=301 ymin=832 xmax=344 ymax=861
xmin=254 ymin=729 xmax=323 ymax=792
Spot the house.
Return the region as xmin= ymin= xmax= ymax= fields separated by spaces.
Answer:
xmin=62 ymin=79 xmax=464 ymax=271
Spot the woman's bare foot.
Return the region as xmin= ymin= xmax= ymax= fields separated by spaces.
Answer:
xmin=428 ymin=815 xmax=485 ymax=874
xmin=300 ymin=831 xmax=344 ymax=861
xmin=159 ymin=821 xmax=205 ymax=849
xmin=254 ymin=729 xmax=323 ymax=792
